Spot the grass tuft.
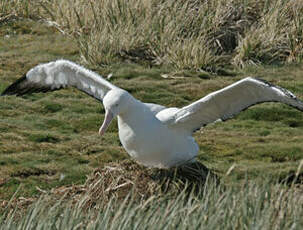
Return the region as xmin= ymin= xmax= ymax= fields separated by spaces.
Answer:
xmin=0 ymin=0 xmax=42 ymax=21
xmin=34 ymin=0 xmax=302 ymax=71
xmin=1 ymin=1 xmax=303 ymax=71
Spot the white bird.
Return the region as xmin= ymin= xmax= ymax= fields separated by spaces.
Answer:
xmin=2 ymin=60 xmax=303 ymax=168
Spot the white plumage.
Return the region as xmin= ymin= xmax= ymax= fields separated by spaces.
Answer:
xmin=2 ymin=60 xmax=303 ymax=168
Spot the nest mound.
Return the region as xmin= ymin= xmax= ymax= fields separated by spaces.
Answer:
xmin=49 ymin=160 xmax=217 ymax=208
xmin=2 ymin=160 xmax=217 ymax=214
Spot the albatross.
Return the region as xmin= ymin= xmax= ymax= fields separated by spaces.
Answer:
xmin=2 ymin=60 xmax=303 ymax=168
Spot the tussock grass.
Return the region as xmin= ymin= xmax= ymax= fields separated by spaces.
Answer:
xmin=42 ymin=0 xmax=221 ymax=70
xmin=233 ymin=0 xmax=303 ymax=67
xmin=36 ymin=0 xmax=302 ymax=70
xmin=2 ymin=0 xmax=302 ymax=70
xmin=0 ymin=162 xmax=302 ymax=229
xmin=0 ymin=0 xmax=42 ymax=22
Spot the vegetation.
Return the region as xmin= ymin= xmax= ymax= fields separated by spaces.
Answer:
xmin=1 ymin=0 xmax=303 ymax=70
xmin=0 ymin=0 xmax=303 ymax=229
xmin=1 ymin=167 xmax=303 ymax=229
xmin=0 ymin=0 xmax=42 ymax=21
xmin=42 ymin=0 xmax=303 ymax=70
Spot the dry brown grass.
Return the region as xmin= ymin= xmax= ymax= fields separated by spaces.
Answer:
xmin=37 ymin=0 xmax=303 ymax=70
xmin=2 ymin=0 xmax=302 ymax=70
xmin=0 ymin=0 xmax=43 ymax=23
xmin=233 ymin=0 xmax=303 ymax=67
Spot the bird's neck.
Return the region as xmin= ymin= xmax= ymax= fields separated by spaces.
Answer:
xmin=118 ymin=99 xmax=156 ymax=128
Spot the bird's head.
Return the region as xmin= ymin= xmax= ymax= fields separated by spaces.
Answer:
xmin=99 ymin=89 xmax=132 ymax=136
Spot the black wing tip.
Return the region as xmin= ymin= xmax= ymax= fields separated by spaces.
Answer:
xmin=253 ymin=77 xmax=273 ymax=86
xmin=1 ymin=74 xmax=27 ymax=96
xmin=253 ymin=77 xmax=303 ymax=112
xmin=254 ymin=77 xmax=297 ymax=99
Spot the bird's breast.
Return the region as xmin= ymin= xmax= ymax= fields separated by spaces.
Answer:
xmin=118 ymin=121 xmax=137 ymax=152
xmin=117 ymin=115 xmax=165 ymax=158
xmin=117 ymin=114 xmax=198 ymax=168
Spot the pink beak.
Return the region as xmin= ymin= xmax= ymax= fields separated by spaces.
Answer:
xmin=99 ymin=110 xmax=114 ymax=136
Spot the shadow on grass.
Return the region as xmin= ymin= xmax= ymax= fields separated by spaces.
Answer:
xmin=279 ymin=170 xmax=303 ymax=186
xmin=153 ymin=161 xmax=219 ymax=194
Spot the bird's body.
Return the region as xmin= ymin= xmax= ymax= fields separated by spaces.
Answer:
xmin=117 ymin=101 xmax=198 ymax=168
xmin=2 ymin=60 xmax=303 ymax=168
xmin=101 ymin=90 xmax=198 ymax=168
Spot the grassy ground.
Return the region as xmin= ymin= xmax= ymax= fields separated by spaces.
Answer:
xmin=0 ymin=19 xmax=303 ymax=204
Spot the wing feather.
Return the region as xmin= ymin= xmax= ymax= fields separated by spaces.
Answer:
xmin=165 ymin=77 xmax=303 ymax=133
xmin=1 ymin=60 xmax=118 ymax=101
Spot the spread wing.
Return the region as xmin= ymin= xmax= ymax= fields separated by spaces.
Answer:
xmin=1 ymin=60 xmax=119 ymax=101
xmin=164 ymin=77 xmax=303 ymax=133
